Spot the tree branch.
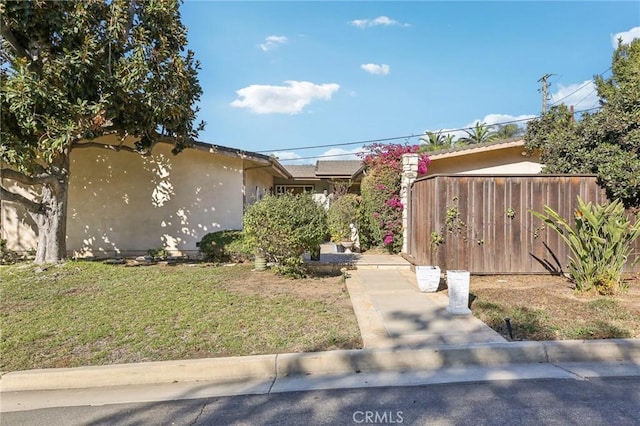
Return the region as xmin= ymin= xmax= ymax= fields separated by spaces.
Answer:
xmin=0 ymin=167 xmax=58 ymax=186
xmin=0 ymin=186 xmax=43 ymax=213
xmin=0 ymin=18 xmax=31 ymax=60
xmin=125 ymin=0 xmax=138 ymax=35
xmin=72 ymin=141 xmax=142 ymax=154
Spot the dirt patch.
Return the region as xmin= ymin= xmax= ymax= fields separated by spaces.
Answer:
xmin=467 ymin=273 xmax=640 ymax=340
xmin=219 ymin=264 xmax=348 ymax=300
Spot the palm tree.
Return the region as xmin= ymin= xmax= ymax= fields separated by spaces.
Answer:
xmin=419 ymin=131 xmax=453 ymax=152
xmin=444 ymin=134 xmax=455 ymax=147
xmin=459 ymin=122 xmax=498 ymax=145
xmin=494 ymin=123 xmax=524 ymax=140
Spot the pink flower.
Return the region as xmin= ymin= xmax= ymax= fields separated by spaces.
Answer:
xmin=385 ymin=197 xmax=403 ymax=209
xmin=384 ymin=235 xmax=394 ymax=245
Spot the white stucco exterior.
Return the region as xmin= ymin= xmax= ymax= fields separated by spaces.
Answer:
xmin=426 ymin=140 xmax=542 ymax=175
xmin=1 ymin=136 xmax=283 ymax=258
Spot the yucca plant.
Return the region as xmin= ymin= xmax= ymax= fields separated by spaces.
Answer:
xmin=531 ymin=197 xmax=640 ymax=295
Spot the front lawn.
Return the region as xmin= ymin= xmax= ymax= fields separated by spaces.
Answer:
xmin=0 ymin=261 xmax=362 ymax=372
xmin=469 ymin=274 xmax=640 ymax=340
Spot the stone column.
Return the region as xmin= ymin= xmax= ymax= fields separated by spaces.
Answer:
xmin=401 ymin=153 xmax=419 ymax=253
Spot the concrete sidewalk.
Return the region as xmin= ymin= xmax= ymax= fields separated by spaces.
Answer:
xmin=347 ymin=265 xmax=506 ymax=349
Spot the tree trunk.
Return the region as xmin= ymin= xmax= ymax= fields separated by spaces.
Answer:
xmin=30 ymin=158 xmax=70 ymax=264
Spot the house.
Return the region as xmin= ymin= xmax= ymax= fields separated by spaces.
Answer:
xmin=1 ymin=135 xmax=290 ymax=258
xmin=425 ymin=138 xmax=542 ymax=175
xmin=275 ymin=160 xmax=365 ymax=195
xmin=1 ymin=136 xmax=542 ymax=259
xmin=274 ymin=138 xmax=541 ymax=197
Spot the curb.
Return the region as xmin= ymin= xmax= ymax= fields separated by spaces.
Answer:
xmin=2 ymin=339 xmax=639 ymax=393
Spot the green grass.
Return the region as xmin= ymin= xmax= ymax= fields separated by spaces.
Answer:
xmin=0 ymin=261 xmax=362 ymax=372
xmin=472 ymin=297 xmax=635 ymax=341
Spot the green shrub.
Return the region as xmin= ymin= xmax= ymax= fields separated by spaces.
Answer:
xmin=147 ymin=248 xmax=167 ymax=260
xmin=243 ymin=193 xmax=329 ymax=276
xmin=327 ymin=194 xmax=360 ymax=242
xmin=1 ymin=239 xmax=18 ymax=265
xmin=531 ymin=197 xmax=640 ymax=295
xmin=199 ymin=230 xmax=245 ymax=262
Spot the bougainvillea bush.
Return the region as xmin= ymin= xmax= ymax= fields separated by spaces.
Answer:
xmin=359 ymin=144 xmax=430 ymax=253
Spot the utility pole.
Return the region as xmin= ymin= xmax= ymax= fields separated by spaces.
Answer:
xmin=538 ymin=73 xmax=554 ymax=113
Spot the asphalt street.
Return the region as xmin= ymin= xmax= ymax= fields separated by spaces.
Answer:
xmin=2 ymin=376 xmax=639 ymax=425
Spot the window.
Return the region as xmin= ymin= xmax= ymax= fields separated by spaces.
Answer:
xmin=275 ymin=185 xmax=314 ymax=195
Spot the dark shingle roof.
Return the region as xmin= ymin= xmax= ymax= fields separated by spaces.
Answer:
xmin=315 ymin=160 xmax=364 ymax=177
xmin=284 ymin=165 xmax=318 ymax=179
xmin=283 ymin=160 xmax=364 ymax=179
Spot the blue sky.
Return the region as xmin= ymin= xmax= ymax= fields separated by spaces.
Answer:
xmin=180 ymin=1 xmax=640 ymax=164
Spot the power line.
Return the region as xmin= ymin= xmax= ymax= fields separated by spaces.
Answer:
xmin=277 ymin=151 xmax=367 ymax=162
xmin=258 ymin=116 xmax=538 ymax=154
xmin=274 ymin=106 xmax=602 ymax=163
xmin=548 ymin=66 xmax=611 ymax=107
xmin=573 ymin=89 xmax=597 ymax=109
xmin=258 ymin=134 xmax=418 ymax=154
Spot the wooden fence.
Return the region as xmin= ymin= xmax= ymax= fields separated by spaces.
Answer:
xmin=406 ymin=174 xmax=640 ymax=274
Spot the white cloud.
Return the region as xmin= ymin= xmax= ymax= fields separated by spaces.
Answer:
xmin=611 ymin=27 xmax=640 ymax=48
xmin=361 ymin=63 xmax=390 ymax=75
xmin=320 ymin=147 xmax=366 ymax=160
xmin=549 ymin=80 xmax=600 ymax=110
xmin=272 ymin=151 xmax=304 ymax=163
xmin=259 ymin=35 xmax=288 ymax=51
xmin=230 ymin=81 xmax=340 ymax=114
xmin=349 ymin=16 xmax=410 ymax=28
xmin=480 ymin=113 xmax=537 ymax=127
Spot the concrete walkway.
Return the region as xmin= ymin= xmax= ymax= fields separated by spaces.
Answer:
xmin=347 ymin=254 xmax=506 ymax=349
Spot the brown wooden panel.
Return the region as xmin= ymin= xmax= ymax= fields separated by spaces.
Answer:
xmin=407 ymin=175 xmax=638 ymax=274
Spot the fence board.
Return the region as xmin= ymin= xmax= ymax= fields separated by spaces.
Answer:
xmin=407 ymin=174 xmax=640 ymax=274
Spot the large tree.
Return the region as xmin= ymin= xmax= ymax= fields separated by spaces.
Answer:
xmin=525 ymin=39 xmax=640 ymax=207
xmin=1 ymin=0 xmax=204 ymax=263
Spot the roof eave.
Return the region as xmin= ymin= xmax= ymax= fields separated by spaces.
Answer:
xmin=428 ymin=139 xmax=527 ymax=160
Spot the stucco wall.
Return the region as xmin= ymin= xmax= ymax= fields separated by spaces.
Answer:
xmin=0 ymin=180 xmax=39 ymax=252
xmin=426 ymin=146 xmax=542 ymax=175
xmin=2 ymin=138 xmax=276 ymax=258
xmin=67 ymin=142 xmax=247 ymax=258
xmin=245 ymin=166 xmax=274 ymax=203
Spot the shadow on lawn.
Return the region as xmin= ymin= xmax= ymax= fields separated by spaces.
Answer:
xmin=472 ymin=301 xmax=633 ymax=341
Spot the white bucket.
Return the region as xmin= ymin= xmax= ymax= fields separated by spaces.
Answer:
xmin=446 ymin=270 xmax=471 ymax=315
xmin=416 ymin=266 xmax=441 ymax=292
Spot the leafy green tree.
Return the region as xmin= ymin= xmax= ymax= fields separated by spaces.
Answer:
xmin=459 ymin=122 xmax=497 ymax=145
xmin=0 ymin=0 xmax=204 ymax=263
xmin=525 ymin=39 xmax=640 ymax=207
